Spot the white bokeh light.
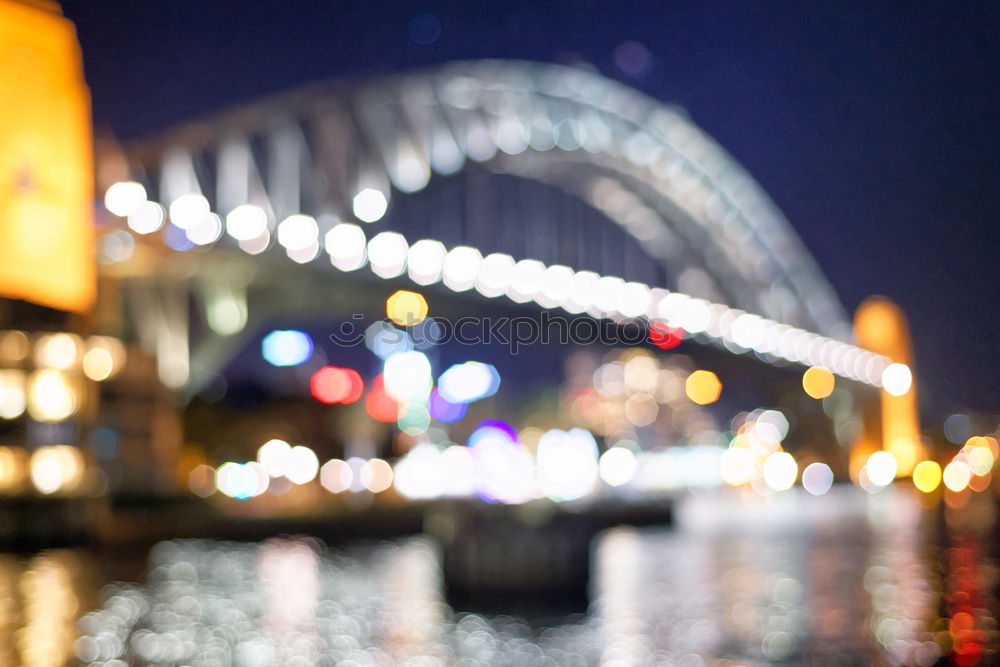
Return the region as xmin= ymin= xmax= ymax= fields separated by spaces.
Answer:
xmin=352 ymin=188 xmax=388 ymax=222
xmin=599 ymin=446 xmax=638 ymax=488
xmin=801 ymin=462 xmax=834 ymax=495
xmin=186 ymin=213 xmax=223 ymax=245
xmin=127 ymin=200 xmax=165 ymax=234
xmin=285 ymin=445 xmax=320 ymax=485
xmin=865 ymin=451 xmax=898 ymax=487
xmin=325 ymin=222 xmax=367 ymax=271
xmin=257 ymin=439 xmax=292 ymax=477
xmin=763 ymin=451 xmax=798 ymax=492
xmin=277 ymin=214 xmax=319 ymax=251
xmin=104 ymin=181 xmax=147 ymax=217
xmin=225 ymin=204 xmax=268 ymax=241
xmin=442 ymin=246 xmax=482 ymax=292
xmin=407 ymin=239 xmax=447 ymax=285
xmin=476 ymin=253 xmax=516 ymax=298
xmin=367 ymin=231 xmax=409 ymax=278
xmin=169 ymin=194 xmax=211 ymax=230
xmin=881 ymin=363 xmax=913 ymax=396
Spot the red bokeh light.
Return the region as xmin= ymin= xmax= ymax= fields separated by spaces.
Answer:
xmin=365 ymin=374 xmax=400 ymax=422
xmin=310 ymin=366 xmax=363 ymax=404
xmin=649 ymin=322 xmax=684 ymax=350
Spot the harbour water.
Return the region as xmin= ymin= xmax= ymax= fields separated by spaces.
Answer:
xmin=1 ymin=486 xmax=994 ymax=665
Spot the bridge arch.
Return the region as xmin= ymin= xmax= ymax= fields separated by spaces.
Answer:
xmin=103 ymin=60 xmax=889 ymax=391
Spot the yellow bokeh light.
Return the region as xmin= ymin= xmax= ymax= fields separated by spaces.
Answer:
xmin=34 ymin=333 xmax=81 ymax=370
xmin=82 ymin=347 xmax=114 ymax=381
xmin=84 ymin=335 xmax=126 ymax=381
xmin=386 ymin=290 xmax=429 ymax=327
xmin=0 ymin=330 xmax=29 ymax=362
xmin=0 ymin=368 xmax=27 ymax=419
xmin=27 ymin=370 xmax=79 ymax=422
xmin=0 ymin=445 xmax=28 ymax=490
xmin=912 ymin=460 xmax=942 ymax=493
xmin=29 ymin=445 xmax=85 ymax=495
xmin=966 ymin=446 xmax=994 ymax=476
xmin=802 ymin=366 xmax=835 ymax=399
xmin=685 ymin=370 xmax=722 ymax=405
xmin=979 ymin=436 xmax=999 ymax=460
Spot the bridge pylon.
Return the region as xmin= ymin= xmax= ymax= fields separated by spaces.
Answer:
xmin=852 ymin=297 xmax=922 ymax=479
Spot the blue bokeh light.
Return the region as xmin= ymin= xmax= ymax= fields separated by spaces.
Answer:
xmin=261 ymin=329 xmax=314 ymax=367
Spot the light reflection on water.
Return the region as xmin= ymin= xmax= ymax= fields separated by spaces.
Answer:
xmin=2 ymin=486 xmax=997 ymax=665
xmin=0 ymin=550 xmax=96 ymax=667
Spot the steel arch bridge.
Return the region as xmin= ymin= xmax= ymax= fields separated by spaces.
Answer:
xmin=101 ymin=60 xmax=892 ymax=395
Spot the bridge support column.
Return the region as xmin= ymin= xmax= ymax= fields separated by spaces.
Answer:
xmin=852 ymin=297 xmax=922 ymax=479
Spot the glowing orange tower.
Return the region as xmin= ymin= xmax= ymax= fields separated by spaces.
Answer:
xmin=0 ymin=0 xmax=95 ymax=313
xmin=853 ymin=297 xmax=922 ymax=477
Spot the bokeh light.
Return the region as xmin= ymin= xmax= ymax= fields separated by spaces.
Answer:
xmin=367 ymin=231 xmax=408 ymax=278
xmin=277 ymin=214 xmax=319 ymax=251
xmin=536 ymin=428 xmax=599 ymax=502
xmin=442 ymin=246 xmax=482 ymax=292
xmin=720 ymin=447 xmax=755 ymax=487
xmin=170 ymin=194 xmax=210 ymax=230
xmin=360 ymin=458 xmax=393 ymax=493
xmin=468 ymin=423 xmax=537 ymax=504
xmin=310 ymin=367 xmax=364 ymax=404
xmin=942 ymin=459 xmax=972 ymax=492
xmin=685 ymin=370 xmax=722 ymax=405
xmin=262 ymin=329 xmax=313 ymax=367
xmin=428 ymin=388 xmax=467 ymax=423
xmin=215 ymin=462 xmax=269 ymax=499
xmin=319 ymin=459 xmax=353 ymax=493
xmin=104 ymin=181 xmax=147 ymax=217
xmin=383 ymin=351 xmax=432 ymax=403
xmin=225 ymin=204 xmax=268 ymax=241
xmin=82 ymin=336 xmax=126 ymax=381
xmin=325 ymin=222 xmax=368 ymax=271
xmin=30 ymin=445 xmax=85 ymax=495
xmin=881 ymin=363 xmax=913 ymax=396
xmin=27 ymin=370 xmax=78 ymax=422
xmin=386 ymin=290 xmax=429 ymax=326
xmin=762 ymin=451 xmax=797 ymax=492
xmin=912 ymin=460 xmax=942 ymax=493
xmin=648 ymin=322 xmax=684 ymax=349
xmin=352 ymin=188 xmax=388 ymax=222
xmin=365 ymin=375 xmax=400 ymax=422
xmin=285 ymin=446 xmax=320 ymax=485
xmin=801 ymin=462 xmax=834 ymax=495
xmin=438 ymin=361 xmax=500 ymax=403
xmin=0 ymin=370 xmax=27 ymax=419
xmin=599 ymin=446 xmax=638 ymax=487
xmin=802 ymin=366 xmax=835 ymax=399
xmin=257 ymin=439 xmax=292 ymax=477
xmin=407 ymin=239 xmax=447 ymax=285
xmin=127 ymin=200 xmax=165 ymax=234
xmin=864 ymin=451 xmax=898 ymax=488
xmin=34 ymin=333 xmax=81 ymax=370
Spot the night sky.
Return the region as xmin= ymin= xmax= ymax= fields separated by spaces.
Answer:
xmin=59 ymin=1 xmax=1000 ymax=418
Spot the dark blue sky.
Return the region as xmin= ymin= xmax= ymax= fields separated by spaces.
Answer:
xmin=60 ymin=1 xmax=1000 ymax=417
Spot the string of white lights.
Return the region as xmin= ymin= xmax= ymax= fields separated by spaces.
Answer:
xmin=103 ymin=183 xmax=906 ymax=390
